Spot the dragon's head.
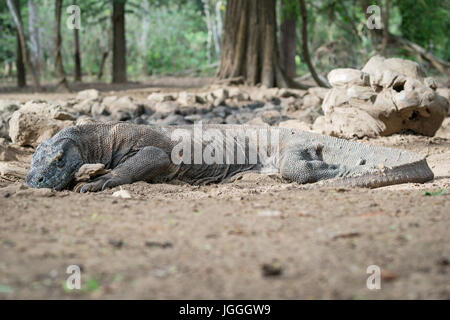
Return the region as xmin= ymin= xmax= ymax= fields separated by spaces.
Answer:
xmin=26 ymin=134 xmax=83 ymax=190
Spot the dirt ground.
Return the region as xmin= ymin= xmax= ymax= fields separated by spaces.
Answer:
xmin=0 ymin=81 xmax=449 ymax=299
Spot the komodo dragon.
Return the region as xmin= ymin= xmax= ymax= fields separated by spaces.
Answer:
xmin=26 ymin=122 xmax=434 ymax=192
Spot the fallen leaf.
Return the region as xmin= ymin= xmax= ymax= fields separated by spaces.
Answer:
xmin=423 ymin=189 xmax=447 ymax=196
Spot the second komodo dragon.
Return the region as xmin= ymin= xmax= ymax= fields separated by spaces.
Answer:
xmin=26 ymin=122 xmax=434 ymax=192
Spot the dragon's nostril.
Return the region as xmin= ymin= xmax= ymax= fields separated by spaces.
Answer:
xmin=38 ymin=177 xmax=44 ymax=183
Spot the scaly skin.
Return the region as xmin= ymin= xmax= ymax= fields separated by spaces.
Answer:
xmin=26 ymin=122 xmax=434 ymax=192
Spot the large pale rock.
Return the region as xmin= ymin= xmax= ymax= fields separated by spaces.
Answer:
xmin=104 ymin=96 xmax=144 ymax=120
xmin=302 ymin=94 xmax=322 ymax=109
xmin=147 ymin=92 xmax=177 ymax=103
xmin=0 ymin=138 xmax=33 ymax=162
xmin=73 ymin=98 xmax=97 ymax=114
xmin=307 ymin=87 xmax=330 ymax=100
xmin=0 ymin=100 xmax=21 ymax=139
xmin=154 ymin=101 xmax=181 ymax=114
xmin=8 ymin=101 xmax=75 ymax=147
xmin=314 ymin=56 xmax=449 ymax=138
xmin=177 ymin=92 xmax=204 ymax=106
xmin=327 ymin=69 xmax=370 ymax=88
xmin=76 ymin=89 xmax=101 ymax=101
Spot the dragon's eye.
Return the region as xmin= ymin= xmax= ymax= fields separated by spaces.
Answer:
xmin=55 ymin=156 xmax=64 ymax=168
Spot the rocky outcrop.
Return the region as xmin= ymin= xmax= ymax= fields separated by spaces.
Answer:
xmin=313 ymin=56 xmax=449 ymax=138
xmin=9 ymin=101 xmax=76 ymax=147
xmin=0 ymin=100 xmax=21 ymax=140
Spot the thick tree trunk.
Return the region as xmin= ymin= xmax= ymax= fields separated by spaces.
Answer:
xmin=217 ymin=0 xmax=305 ymax=88
xmin=73 ymin=0 xmax=82 ymax=81
xmin=112 ymin=0 xmax=127 ymax=83
xmin=28 ymin=0 xmax=42 ymax=76
xmin=279 ymin=0 xmax=297 ymax=78
xmin=298 ymin=0 xmax=329 ymax=88
xmin=6 ymin=0 xmax=41 ymax=91
xmin=55 ymin=0 xmax=69 ymax=90
xmin=13 ymin=0 xmax=26 ymax=87
xmin=380 ymin=0 xmax=390 ymax=56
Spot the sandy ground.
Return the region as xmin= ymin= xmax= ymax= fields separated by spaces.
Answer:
xmin=0 ymin=82 xmax=449 ymax=299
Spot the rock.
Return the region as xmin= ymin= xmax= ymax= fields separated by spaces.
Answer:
xmin=74 ymin=163 xmax=110 ymax=182
xmin=225 ymin=113 xmax=254 ymax=124
xmin=106 ymin=96 xmax=144 ymax=121
xmin=0 ymin=161 xmax=29 ymax=179
xmin=154 ymin=101 xmax=181 ymax=114
xmin=147 ymin=92 xmax=177 ymax=103
xmin=307 ymin=87 xmax=330 ymax=100
xmin=211 ymin=88 xmax=229 ymax=106
xmin=313 ymin=109 xmax=385 ymax=139
xmin=156 ymin=114 xmax=187 ymax=126
xmin=327 ymin=68 xmax=370 ymax=88
xmin=436 ymin=88 xmax=450 ymax=115
xmin=76 ymin=116 xmax=97 ymax=125
xmin=278 ymin=88 xmax=307 ymax=98
xmin=436 ymin=88 xmax=450 ymax=101
xmin=302 ymin=94 xmax=322 ymax=109
xmin=102 ymin=95 xmax=118 ymax=106
xmin=178 ymin=92 xmax=204 ymax=106
xmin=9 ymin=101 xmax=75 ymax=147
xmin=261 ymin=260 xmax=283 ymax=277
xmin=289 ymin=105 xmax=323 ymax=124
xmin=73 ymin=98 xmax=96 ymax=114
xmin=76 ymin=89 xmax=101 ymax=101
xmin=0 ymin=138 xmax=33 ymax=162
xmin=200 ymin=117 xmax=224 ymax=124
xmin=249 ymin=87 xmax=279 ymax=102
xmin=279 ymin=120 xmax=313 ymax=132
xmin=247 ymin=117 xmax=269 ymax=126
xmin=0 ymin=100 xmax=21 ymax=113
xmin=212 ymin=106 xmax=231 ymax=118
xmin=314 ymin=56 xmax=449 ymax=138
xmin=228 ymin=87 xmax=250 ymax=101
xmin=260 ymin=110 xmax=282 ymax=125
xmin=0 ymin=100 xmax=21 ymax=140
xmin=184 ymin=114 xmax=203 ymax=123
xmin=281 ymin=97 xmax=303 ymax=113
xmin=52 ymin=109 xmax=77 ymax=121
xmin=362 ymin=56 xmax=426 ymax=79
xmin=91 ymin=102 xmax=107 ymax=116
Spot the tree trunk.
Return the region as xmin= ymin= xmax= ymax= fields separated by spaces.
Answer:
xmin=55 ymin=0 xmax=69 ymax=90
xmin=73 ymin=0 xmax=82 ymax=81
xmin=112 ymin=0 xmax=127 ymax=83
xmin=203 ymin=0 xmax=213 ymax=63
xmin=279 ymin=0 xmax=297 ymax=78
xmin=6 ymin=0 xmax=41 ymax=91
xmin=380 ymin=0 xmax=390 ymax=56
xmin=28 ymin=0 xmax=42 ymax=76
xmin=217 ymin=0 xmax=305 ymax=88
xmin=298 ymin=0 xmax=329 ymax=88
xmin=13 ymin=0 xmax=26 ymax=87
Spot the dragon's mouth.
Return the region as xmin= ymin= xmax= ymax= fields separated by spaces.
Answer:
xmin=26 ymin=162 xmax=83 ymax=191
xmin=52 ymin=164 xmax=83 ymax=191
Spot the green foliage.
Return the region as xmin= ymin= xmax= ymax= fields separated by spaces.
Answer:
xmin=128 ymin=1 xmax=210 ymax=76
xmin=395 ymin=0 xmax=450 ymax=60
